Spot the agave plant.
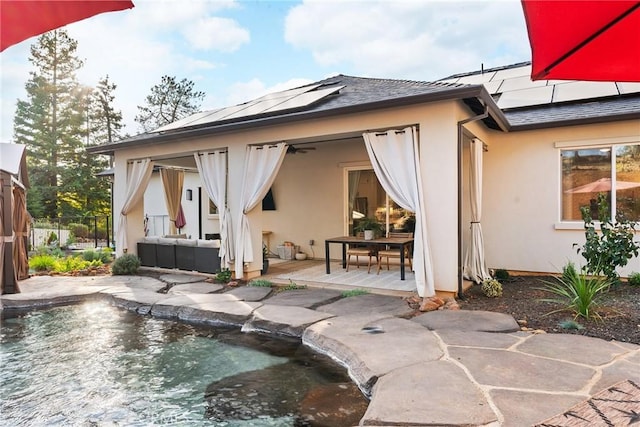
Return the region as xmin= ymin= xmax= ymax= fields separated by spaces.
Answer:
xmin=537 ymin=267 xmax=613 ymax=320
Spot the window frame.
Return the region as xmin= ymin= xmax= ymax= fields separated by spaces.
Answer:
xmin=555 ymin=136 xmax=640 ymax=228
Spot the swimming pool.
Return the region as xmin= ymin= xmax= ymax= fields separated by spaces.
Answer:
xmin=0 ymin=302 xmax=367 ymax=426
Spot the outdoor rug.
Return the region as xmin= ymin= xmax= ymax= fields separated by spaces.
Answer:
xmin=273 ymin=261 xmax=417 ymax=293
xmin=534 ymin=379 xmax=640 ymax=426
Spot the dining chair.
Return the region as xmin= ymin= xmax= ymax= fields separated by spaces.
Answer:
xmin=376 ymin=232 xmax=413 ymax=274
xmin=346 ymin=232 xmax=377 ymax=273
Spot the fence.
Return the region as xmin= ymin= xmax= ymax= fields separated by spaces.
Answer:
xmin=31 ymin=215 xmax=112 ymax=250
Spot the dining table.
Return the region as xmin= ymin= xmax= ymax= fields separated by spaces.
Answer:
xmin=324 ymin=235 xmax=414 ymax=280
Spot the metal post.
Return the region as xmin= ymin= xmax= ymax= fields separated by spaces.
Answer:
xmin=94 ymin=215 xmax=98 ymax=248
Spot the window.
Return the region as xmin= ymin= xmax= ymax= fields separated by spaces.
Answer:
xmin=209 ymin=199 xmax=218 ymax=216
xmin=346 ymin=168 xmax=414 ymax=235
xmin=561 ymin=144 xmax=640 ymax=222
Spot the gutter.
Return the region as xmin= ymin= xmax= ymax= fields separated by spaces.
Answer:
xmin=457 ymin=106 xmax=489 ymax=300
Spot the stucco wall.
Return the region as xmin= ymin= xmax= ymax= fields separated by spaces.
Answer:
xmin=480 ymin=119 xmax=640 ymax=277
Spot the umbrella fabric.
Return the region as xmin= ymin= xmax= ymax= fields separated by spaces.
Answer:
xmin=565 ymin=178 xmax=640 ymax=193
xmin=522 ymin=0 xmax=640 ymax=82
xmin=1 ymin=0 xmax=134 ymax=51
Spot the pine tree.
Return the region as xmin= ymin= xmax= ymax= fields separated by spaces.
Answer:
xmin=13 ymin=29 xmax=84 ymax=219
xmin=135 ymin=75 xmax=205 ymax=132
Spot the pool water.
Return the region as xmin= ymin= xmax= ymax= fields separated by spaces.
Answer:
xmin=0 ymin=302 xmax=366 ymax=426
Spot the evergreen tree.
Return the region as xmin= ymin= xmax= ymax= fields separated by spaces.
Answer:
xmin=135 ymin=75 xmax=205 ymax=132
xmin=91 ymin=75 xmax=123 ymax=144
xmin=13 ymin=29 xmax=84 ymax=219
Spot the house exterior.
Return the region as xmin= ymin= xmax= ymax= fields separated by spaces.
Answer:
xmin=88 ymin=62 xmax=640 ymax=298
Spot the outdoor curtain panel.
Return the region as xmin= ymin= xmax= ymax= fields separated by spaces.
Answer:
xmin=116 ymin=159 xmax=154 ymax=253
xmin=0 ymin=182 xmax=4 ymax=291
xmin=12 ymin=185 xmax=29 ymax=281
xmin=234 ymin=143 xmax=287 ymax=279
xmin=160 ymin=168 xmax=184 ymax=235
xmin=464 ymin=139 xmax=492 ymax=283
xmin=194 ymin=151 xmax=234 ymax=267
xmin=363 ymin=127 xmax=435 ymax=297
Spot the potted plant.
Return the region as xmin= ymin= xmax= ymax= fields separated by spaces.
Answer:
xmin=354 ymin=217 xmax=384 ymax=240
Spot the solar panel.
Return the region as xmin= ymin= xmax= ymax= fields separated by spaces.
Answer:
xmin=496 ymin=85 xmax=554 ymax=109
xmin=553 ymin=81 xmax=618 ymax=102
xmin=617 ymin=82 xmax=640 ymax=95
xmin=262 ymin=85 xmax=344 ymax=113
xmin=498 ymin=76 xmax=548 ymax=92
xmin=490 ymin=65 xmax=532 ymax=80
xmin=154 ymin=109 xmax=224 ymax=133
xmin=451 ymin=71 xmax=496 ymax=85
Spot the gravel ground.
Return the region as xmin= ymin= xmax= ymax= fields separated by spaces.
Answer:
xmin=459 ymin=275 xmax=640 ymax=345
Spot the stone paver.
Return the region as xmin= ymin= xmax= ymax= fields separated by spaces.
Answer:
xmin=224 ymin=286 xmax=273 ymax=301
xmin=362 ymin=361 xmax=497 ymax=426
xmin=515 ymin=333 xmax=627 ymax=365
xmin=263 ymin=288 xmax=342 ymax=308
xmin=3 ymin=273 xmax=640 ymax=427
xmin=167 ymin=282 xmax=223 ymax=294
xmin=436 ymin=329 xmax=523 ymax=349
xmin=412 ymin=309 xmax=520 ymax=332
xmin=448 ymin=347 xmax=595 ymax=392
xmin=178 ymin=301 xmax=262 ymax=327
xmin=490 ymin=389 xmax=586 ymax=427
xmin=303 ymin=315 xmax=443 ymax=394
xmin=159 ymin=273 xmax=206 ymax=284
xmin=244 ymin=305 xmax=334 ymax=338
xmin=316 ymin=293 xmax=414 ymax=317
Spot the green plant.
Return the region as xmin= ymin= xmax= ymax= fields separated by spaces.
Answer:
xmin=562 ymin=261 xmax=578 ymax=283
xmin=54 ymin=256 xmax=95 ymax=273
xmin=215 ymin=269 xmax=232 ymax=283
xmin=341 ymin=288 xmax=369 ymax=297
xmin=281 ymin=279 xmax=306 ymax=291
xmin=628 ymin=272 xmax=640 ymax=286
xmin=29 ymin=254 xmax=57 ymax=272
xmin=494 ymin=269 xmax=510 ymax=282
xmin=81 ymin=249 xmax=102 ymax=263
xmin=353 ymin=217 xmax=384 ymax=235
xmin=46 ymin=231 xmax=58 ymax=246
xmin=575 ymin=193 xmax=640 ymax=281
xmin=537 ymin=270 xmax=613 ymax=320
xmin=68 ymin=223 xmax=89 ymax=239
xmin=481 ymin=279 xmax=503 ymax=297
xmin=558 ymin=319 xmax=584 ymax=330
xmin=34 ymin=245 xmax=65 ymax=258
xmin=111 ymin=254 xmax=141 ymax=275
xmin=248 ymin=279 xmax=273 ymax=287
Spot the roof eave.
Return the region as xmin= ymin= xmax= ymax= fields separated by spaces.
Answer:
xmin=87 ymin=85 xmax=502 ymax=155
xmin=508 ymin=111 xmax=640 ymax=132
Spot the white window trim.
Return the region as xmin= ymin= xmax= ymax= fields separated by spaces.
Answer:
xmin=557 ymin=137 xmax=640 ymax=227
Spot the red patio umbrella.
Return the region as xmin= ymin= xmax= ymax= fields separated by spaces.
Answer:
xmin=521 ymin=0 xmax=640 ymax=82
xmin=1 ymin=0 xmax=134 ymax=52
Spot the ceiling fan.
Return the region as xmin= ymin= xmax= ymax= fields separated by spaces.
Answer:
xmin=286 ymin=144 xmax=316 ymax=154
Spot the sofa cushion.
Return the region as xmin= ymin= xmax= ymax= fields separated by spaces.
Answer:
xmin=176 ymin=238 xmax=197 ymax=247
xmin=143 ymin=236 xmax=159 ymax=243
xmin=197 ymin=239 xmax=220 ymax=248
xmin=158 ymin=237 xmax=178 ymax=245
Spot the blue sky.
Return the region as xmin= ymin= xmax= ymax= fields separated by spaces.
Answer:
xmin=0 ymin=0 xmax=531 ymax=142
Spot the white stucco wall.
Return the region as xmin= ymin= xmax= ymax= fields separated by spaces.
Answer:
xmin=480 ymin=119 xmax=640 ymax=277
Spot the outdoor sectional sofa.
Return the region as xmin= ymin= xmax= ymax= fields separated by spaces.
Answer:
xmin=137 ymin=236 xmax=221 ymax=274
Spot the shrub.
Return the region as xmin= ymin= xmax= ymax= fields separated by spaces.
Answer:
xmin=111 ymin=254 xmax=140 ymax=275
xmin=55 ymin=256 xmax=94 ymax=273
xmin=494 ymin=269 xmax=510 ymax=282
xmin=341 ymin=288 xmax=369 ymax=297
xmin=34 ymin=245 xmax=65 ymax=258
xmin=46 ymin=231 xmax=58 ymax=246
xmin=215 ymin=269 xmax=232 ymax=283
xmin=481 ymin=279 xmax=503 ymax=298
xmin=29 ymin=254 xmax=57 ymax=272
xmin=575 ymin=193 xmax=640 ymax=281
xmin=82 ymin=249 xmax=101 ymax=262
xmin=248 ymin=279 xmax=273 ymax=287
xmin=68 ymin=223 xmax=89 ymax=239
xmin=537 ymin=271 xmax=613 ymax=320
xmin=628 ymin=272 xmax=640 ymax=287
xmin=562 ymin=261 xmax=578 ymax=283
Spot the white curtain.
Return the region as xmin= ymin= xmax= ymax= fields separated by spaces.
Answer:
xmin=363 ymin=126 xmax=435 ymax=297
xmin=194 ymin=151 xmax=234 ymax=267
xmin=116 ymin=158 xmax=154 ymax=253
xmin=234 ymin=143 xmax=287 ymax=279
xmin=0 ymin=180 xmax=4 ymax=291
xmin=160 ymin=168 xmax=184 ymax=235
xmin=464 ymin=138 xmax=492 ymax=283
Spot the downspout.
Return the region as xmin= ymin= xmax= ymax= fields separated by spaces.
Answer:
xmin=457 ymin=106 xmax=488 ymax=299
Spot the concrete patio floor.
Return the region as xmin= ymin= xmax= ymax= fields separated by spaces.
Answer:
xmin=1 ymin=273 xmax=639 ymax=426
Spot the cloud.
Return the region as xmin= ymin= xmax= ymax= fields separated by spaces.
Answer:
xmin=285 ymin=0 xmax=530 ymax=81
xmin=183 ymin=17 xmax=250 ymax=52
